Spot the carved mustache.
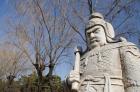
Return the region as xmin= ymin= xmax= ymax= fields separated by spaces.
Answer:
xmin=89 ymin=37 xmax=100 ymax=42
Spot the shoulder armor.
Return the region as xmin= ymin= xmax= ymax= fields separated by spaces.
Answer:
xmin=120 ymin=42 xmax=140 ymax=57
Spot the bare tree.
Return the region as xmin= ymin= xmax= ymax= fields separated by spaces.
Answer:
xmin=6 ymin=1 xmax=76 ymax=92
xmin=0 ymin=43 xmax=30 ymax=81
xmin=4 ymin=0 xmax=140 ymax=90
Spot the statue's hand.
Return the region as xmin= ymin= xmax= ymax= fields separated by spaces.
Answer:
xmin=68 ymin=70 xmax=80 ymax=84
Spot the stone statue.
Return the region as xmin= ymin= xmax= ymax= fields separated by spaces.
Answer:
xmin=63 ymin=12 xmax=140 ymax=92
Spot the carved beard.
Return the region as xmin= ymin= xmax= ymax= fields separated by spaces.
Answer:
xmin=89 ymin=39 xmax=107 ymax=49
xmin=89 ymin=39 xmax=101 ymax=49
xmin=88 ymin=37 xmax=100 ymax=47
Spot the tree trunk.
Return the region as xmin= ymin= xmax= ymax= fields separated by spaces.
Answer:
xmin=37 ymin=70 xmax=43 ymax=83
xmin=47 ymin=64 xmax=54 ymax=92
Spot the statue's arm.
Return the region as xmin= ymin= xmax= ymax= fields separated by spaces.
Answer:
xmin=120 ymin=45 xmax=140 ymax=90
xmin=62 ymin=70 xmax=82 ymax=92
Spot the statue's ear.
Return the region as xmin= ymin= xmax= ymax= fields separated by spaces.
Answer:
xmin=106 ymin=22 xmax=115 ymax=38
xmin=105 ymin=22 xmax=115 ymax=42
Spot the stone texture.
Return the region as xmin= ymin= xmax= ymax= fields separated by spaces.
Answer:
xmin=64 ymin=12 xmax=140 ymax=92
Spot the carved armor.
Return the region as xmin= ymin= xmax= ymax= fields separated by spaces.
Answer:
xmin=76 ymin=41 xmax=140 ymax=92
xmin=63 ymin=12 xmax=140 ymax=92
xmin=63 ymin=41 xmax=140 ymax=92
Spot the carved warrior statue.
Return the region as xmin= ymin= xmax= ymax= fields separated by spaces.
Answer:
xmin=63 ymin=12 xmax=140 ymax=92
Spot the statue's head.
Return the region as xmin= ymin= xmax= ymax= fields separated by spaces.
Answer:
xmin=85 ymin=12 xmax=115 ymax=49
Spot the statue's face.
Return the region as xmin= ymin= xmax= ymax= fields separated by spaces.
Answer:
xmin=86 ymin=25 xmax=107 ymax=49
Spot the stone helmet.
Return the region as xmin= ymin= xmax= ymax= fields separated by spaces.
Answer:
xmin=85 ymin=12 xmax=115 ymax=42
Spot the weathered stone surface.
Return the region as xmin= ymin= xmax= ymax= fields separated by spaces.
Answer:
xmin=64 ymin=12 xmax=140 ymax=92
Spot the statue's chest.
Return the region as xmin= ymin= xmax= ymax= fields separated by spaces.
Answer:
xmin=80 ymin=49 xmax=121 ymax=75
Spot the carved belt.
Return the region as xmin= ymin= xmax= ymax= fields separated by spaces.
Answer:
xmin=80 ymin=75 xmax=123 ymax=92
xmin=81 ymin=75 xmax=123 ymax=86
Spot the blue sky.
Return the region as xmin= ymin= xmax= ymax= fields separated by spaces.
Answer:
xmin=0 ymin=0 xmax=140 ymax=80
xmin=0 ymin=0 xmax=73 ymax=80
xmin=0 ymin=0 xmax=18 ymax=43
xmin=0 ymin=0 xmax=8 ymax=16
xmin=0 ymin=0 xmax=11 ymax=38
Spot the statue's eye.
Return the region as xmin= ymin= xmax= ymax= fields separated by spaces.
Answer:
xmin=94 ymin=29 xmax=100 ymax=33
xmin=86 ymin=32 xmax=90 ymax=37
xmin=92 ymin=28 xmax=100 ymax=33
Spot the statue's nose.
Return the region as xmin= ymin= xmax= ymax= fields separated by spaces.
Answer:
xmin=90 ymin=33 xmax=95 ymax=38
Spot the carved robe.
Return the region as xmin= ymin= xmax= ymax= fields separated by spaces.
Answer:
xmin=64 ymin=41 xmax=140 ymax=92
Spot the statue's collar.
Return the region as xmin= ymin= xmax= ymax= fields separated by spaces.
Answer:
xmin=83 ymin=41 xmax=136 ymax=55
